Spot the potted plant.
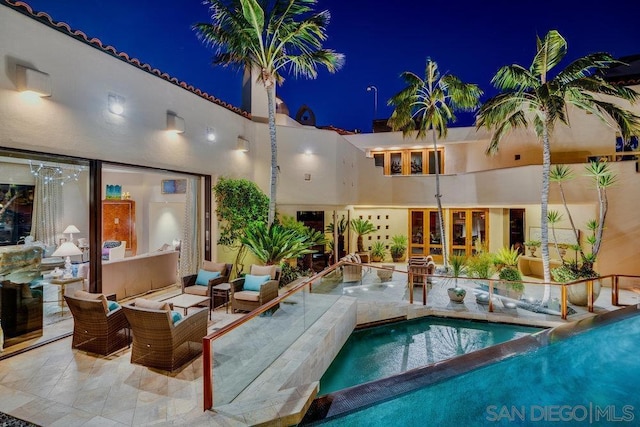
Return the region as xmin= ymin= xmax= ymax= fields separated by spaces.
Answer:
xmin=370 ymin=241 xmax=386 ymax=262
xmin=524 ymin=240 xmax=541 ymax=257
xmin=549 ymin=162 xmax=614 ymax=305
xmin=389 ymin=235 xmax=408 ymax=262
xmin=351 ymin=218 xmax=377 ymax=261
xmin=325 ymin=216 xmax=348 ymax=259
xmin=493 ymin=247 xmax=525 ymax=300
xmin=447 ymin=254 xmax=467 ymax=303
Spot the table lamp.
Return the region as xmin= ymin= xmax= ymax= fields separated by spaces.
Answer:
xmin=52 ymin=241 xmax=83 ymax=278
xmin=63 ymin=224 xmax=80 ymax=243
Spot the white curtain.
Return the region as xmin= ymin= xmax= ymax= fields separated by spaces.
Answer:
xmin=31 ymin=167 xmax=62 ymax=247
xmin=179 ymin=177 xmax=200 ymax=279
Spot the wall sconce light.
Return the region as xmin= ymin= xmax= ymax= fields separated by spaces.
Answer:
xmin=304 ymin=149 xmax=312 ymax=156
xmin=108 ymin=94 xmax=125 ymax=115
xmin=237 ymin=136 xmax=250 ymax=152
xmin=16 ymin=64 xmax=52 ymax=97
xmin=206 ymin=127 xmax=216 ymax=142
xmin=167 ymin=112 xmax=185 ymax=134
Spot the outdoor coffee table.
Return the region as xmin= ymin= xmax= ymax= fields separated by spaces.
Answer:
xmin=163 ymin=294 xmax=211 ymax=319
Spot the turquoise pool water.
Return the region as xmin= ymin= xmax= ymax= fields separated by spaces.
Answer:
xmin=318 ymin=313 xmax=640 ymax=426
xmin=319 ymin=317 xmax=541 ymax=395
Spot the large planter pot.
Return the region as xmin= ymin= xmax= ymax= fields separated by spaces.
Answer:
xmin=447 ymin=287 xmax=466 ymax=303
xmin=495 ymin=283 xmax=523 ymax=301
xmin=391 ymin=251 xmax=406 ymax=263
xmin=567 ymin=279 xmax=601 ymax=306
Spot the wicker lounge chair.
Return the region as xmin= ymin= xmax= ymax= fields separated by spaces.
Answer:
xmin=230 ymin=265 xmax=281 ymax=313
xmin=122 ymin=301 xmax=207 ymax=372
xmin=183 ymin=262 xmax=232 ymax=309
xmin=64 ymin=294 xmax=130 ymax=356
xmin=341 ymin=253 xmax=363 ymax=282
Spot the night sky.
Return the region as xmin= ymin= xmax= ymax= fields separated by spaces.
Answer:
xmin=20 ymin=0 xmax=640 ymax=133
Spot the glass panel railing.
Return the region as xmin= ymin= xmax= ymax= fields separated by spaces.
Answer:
xmin=614 ymin=275 xmax=640 ymax=305
xmin=204 ymin=267 xmax=343 ymax=408
xmin=203 ymin=261 xmax=638 ymax=411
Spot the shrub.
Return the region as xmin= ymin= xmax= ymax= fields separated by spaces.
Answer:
xmin=279 ymin=262 xmax=313 ymax=288
xmin=466 ymin=252 xmax=495 ymax=279
xmin=499 ymin=266 xmax=524 ymax=292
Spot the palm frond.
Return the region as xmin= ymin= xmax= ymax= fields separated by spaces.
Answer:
xmin=491 ymin=64 xmax=539 ymax=91
xmin=530 ymin=30 xmax=567 ymax=77
xmin=555 ymin=53 xmax=619 ymax=85
xmin=590 ymin=100 xmax=640 ymax=142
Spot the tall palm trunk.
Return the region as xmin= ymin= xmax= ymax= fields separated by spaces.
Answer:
xmin=541 ymin=124 xmax=551 ymax=302
xmin=556 ymin=179 xmax=586 ymax=260
xmin=266 ymin=83 xmax=277 ymax=226
xmin=592 ymin=184 xmax=608 ymax=258
xmin=431 ymin=129 xmax=447 ymax=268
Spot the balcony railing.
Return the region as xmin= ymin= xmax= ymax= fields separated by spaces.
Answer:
xmin=202 ymin=260 xmax=639 ymax=410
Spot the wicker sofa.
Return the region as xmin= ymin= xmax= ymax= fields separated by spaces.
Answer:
xmin=122 ymin=300 xmax=207 ymax=372
xmin=102 ymin=250 xmax=179 ymax=300
xmin=230 ymin=265 xmax=281 ymax=313
xmin=64 ymin=293 xmax=130 ymax=356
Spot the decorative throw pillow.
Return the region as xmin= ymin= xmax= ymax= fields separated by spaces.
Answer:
xmin=195 ymin=269 xmax=221 ymax=286
xmin=134 ymin=298 xmax=171 ymax=311
xmin=107 ymin=301 xmax=120 ymax=312
xmin=243 ymin=274 xmax=271 ymax=292
xmin=170 ymin=311 xmax=183 ymax=324
xmin=251 ymin=265 xmax=277 ymax=279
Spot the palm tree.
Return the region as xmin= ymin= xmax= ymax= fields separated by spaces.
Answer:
xmin=388 ymin=59 xmax=482 ymax=269
xmin=194 ymin=0 xmax=344 ymax=226
xmin=350 ymin=218 xmax=376 ymax=253
xmin=477 ymin=30 xmax=640 ymax=297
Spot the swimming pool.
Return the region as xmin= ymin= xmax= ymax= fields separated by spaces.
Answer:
xmin=319 ymin=316 xmax=541 ymax=395
xmin=307 ymin=307 xmax=640 ymax=426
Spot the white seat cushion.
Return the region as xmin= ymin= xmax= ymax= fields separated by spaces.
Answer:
xmin=184 ymin=286 xmax=208 ymax=296
xmin=234 ymin=291 xmax=260 ymax=302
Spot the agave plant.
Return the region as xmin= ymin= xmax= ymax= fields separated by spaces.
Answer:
xmin=351 ymin=218 xmax=376 ymax=253
xmin=241 ymin=222 xmax=321 ymax=265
